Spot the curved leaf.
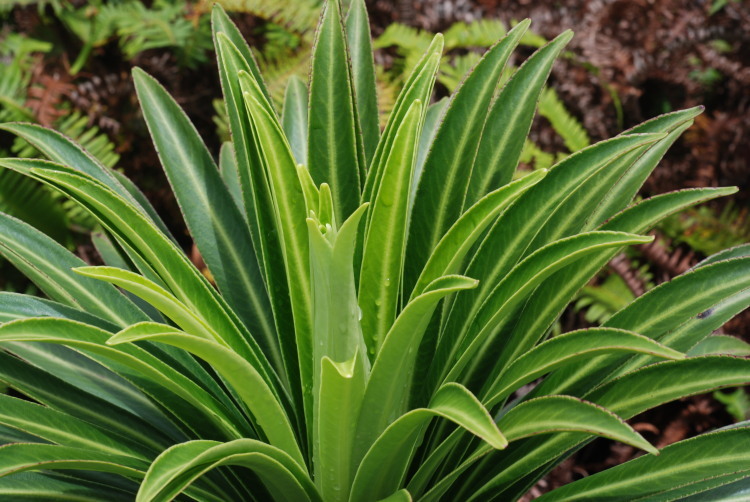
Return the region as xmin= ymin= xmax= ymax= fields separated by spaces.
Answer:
xmin=537 ymin=427 xmax=750 ymax=501
xmin=349 ymin=383 xmax=506 ymax=502
xmin=136 ymin=439 xmax=318 ymax=502
xmin=354 ymin=276 xmax=478 ymax=462
xmin=484 ymin=328 xmax=684 ymax=407
xmin=410 ymin=169 xmax=547 ymax=299
xmin=498 ymin=396 xmax=656 ymax=454
xmin=109 ymin=323 xmax=304 ymax=468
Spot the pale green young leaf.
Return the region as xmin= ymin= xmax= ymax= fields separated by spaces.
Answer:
xmin=316 ymin=355 xmax=366 ymax=502
xmin=359 ymin=99 xmax=422 ymax=354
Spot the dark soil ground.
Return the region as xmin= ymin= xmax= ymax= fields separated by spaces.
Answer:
xmin=2 ymin=0 xmax=749 ymax=498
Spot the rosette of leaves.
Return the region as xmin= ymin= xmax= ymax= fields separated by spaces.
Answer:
xmin=1 ymin=1 xmax=750 ymax=500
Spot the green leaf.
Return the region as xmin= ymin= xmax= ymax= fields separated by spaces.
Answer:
xmin=282 ymin=75 xmax=309 ymax=165
xmin=354 ymin=276 xmax=478 ymax=463
xmin=537 ymin=427 xmax=750 ymax=501
xmin=0 ymin=394 xmax=149 ymax=459
xmin=215 ymin=32 xmax=302 ymax=425
xmin=464 ymin=30 xmax=572 ymax=207
xmin=437 ymin=231 xmax=654 ymax=387
xmin=414 ymin=98 xmax=448 ymax=185
xmin=74 ymin=266 xmax=221 ymax=342
xmin=378 ymin=489 xmax=412 ymax=502
xmin=0 ymin=318 xmax=244 ymax=441
xmin=440 ymin=134 xmax=665 ymax=378
xmin=473 ymin=356 xmax=750 ymax=500
xmin=132 ymin=68 xmax=281 ymax=374
xmin=497 ymin=188 xmax=737 ymax=366
xmin=0 ymin=350 xmax=175 ymax=454
xmin=483 ymin=328 xmax=684 ymax=407
xmin=109 ymin=322 xmax=304 ymax=468
xmin=359 ymin=99 xmax=422 ymax=354
xmin=589 ymin=356 xmax=750 ymax=419
xmin=405 ymin=20 xmax=531 ymax=295
xmin=498 ymin=395 xmax=657 ymax=454
xmin=307 ymin=204 xmax=370 ymax=376
xmin=0 ymin=209 xmax=148 ymax=328
xmin=308 ymin=0 xmax=364 ymax=223
xmin=349 ymin=383 xmax=506 ymax=502
xmin=0 ymin=292 xmax=119 ymax=330
xmin=237 ymin=68 xmax=314 ymax=432
xmin=410 ymin=169 xmax=547 ymax=299
xmin=586 ymin=107 xmax=703 ymax=227
xmin=211 ymin=4 xmax=272 ymax=107
xmin=688 ymin=334 xmax=750 ymax=356
xmin=0 ymin=472 xmax=135 ymax=501
xmin=362 ymin=34 xmax=442 ymax=205
xmin=0 ymin=123 xmax=172 ymax=238
xmin=0 ymin=443 xmax=147 ymax=478
xmin=346 ymin=0 xmax=380 ymax=165
xmin=24 ymin=162 xmax=280 ymax=396
xmin=136 ymin=440 xmax=318 ymax=502
xmin=218 ymin=142 xmax=243 ymax=212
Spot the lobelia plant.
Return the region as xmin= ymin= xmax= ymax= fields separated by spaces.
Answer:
xmin=1 ymin=1 xmax=750 ymax=500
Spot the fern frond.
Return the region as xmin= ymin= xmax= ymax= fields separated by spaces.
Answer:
xmin=538 ymin=87 xmax=590 ymax=153
xmin=519 ymin=139 xmax=555 ymax=171
xmin=443 ymin=19 xmax=506 ymax=50
xmin=214 ymin=0 xmax=322 ymax=38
